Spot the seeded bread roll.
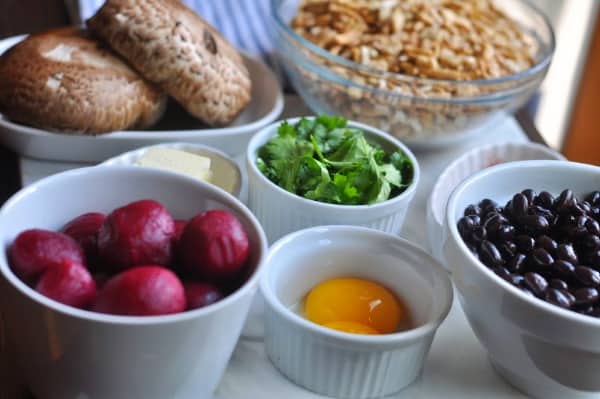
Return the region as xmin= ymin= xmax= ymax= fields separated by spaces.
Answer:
xmin=87 ymin=0 xmax=252 ymax=127
xmin=0 ymin=28 xmax=167 ymax=134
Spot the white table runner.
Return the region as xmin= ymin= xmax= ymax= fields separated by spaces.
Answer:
xmin=18 ymin=99 xmax=530 ymax=398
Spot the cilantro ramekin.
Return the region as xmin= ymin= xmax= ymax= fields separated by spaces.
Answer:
xmin=246 ymin=117 xmax=420 ymax=243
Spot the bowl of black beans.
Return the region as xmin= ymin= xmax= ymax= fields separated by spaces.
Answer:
xmin=444 ymin=160 xmax=600 ymax=399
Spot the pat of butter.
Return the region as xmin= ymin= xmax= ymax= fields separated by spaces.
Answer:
xmin=136 ymin=147 xmax=212 ymax=182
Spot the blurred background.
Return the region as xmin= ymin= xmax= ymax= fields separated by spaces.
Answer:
xmin=0 ymin=0 xmax=598 ymax=164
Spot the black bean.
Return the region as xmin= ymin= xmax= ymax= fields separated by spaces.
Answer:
xmin=497 ymin=241 xmax=516 ymax=260
xmin=524 ymin=272 xmax=548 ymax=297
xmin=464 ymin=204 xmax=481 ymax=216
xmin=562 ymin=289 xmax=576 ymax=306
xmin=554 ymin=213 xmax=575 ymax=228
xmin=556 ymin=243 xmax=579 ymax=265
xmin=522 ymin=189 xmax=536 ymax=204
xmin=479 ymin=199 xmax=499 ymax=215
xmin=458 ymin=216 xmax=475 ymax=239
xmin=495 ymin=225 xmax=515 ymax=243
xmin=512 ymin=193 xmax=529 ymax=217
xmin=545 ymin=288 xmax=572 ymax=309
xmin=478 ymin=240 xmax=503 ymax=267
xmin=510 ymin=274 xmax=525 ymax=287
xmin=586 ymin=191 xmax=600 ymax=207
xmin=483 ymin=212 xmax=508 ymax=226
xmin=536 ymin=235 xmax=557 ymax=254
xmin=531 ymin=205 xmax=553 ymax=218
xmin=531 ymin=248 xmax=554 ymax=268
xmin=581 ymin=234 xmax=600 ymax=251
xmin=586 ymin=219 xmax=600 ymax=236
xmin=550 ymin=278 xmax=568 ymax=291
xmin=589 ymin=250 xmax=600 ymax=268
xmin=574 ymin=287 xmax=599 ymax=307
xmin=494 ymin=267 xmax=512 ymax=282
xmin=555 ymin=189 xmax=574 ymax=212
xmin=535 ymin=191 xmax=554 ymax=209
xmin=566 ymin=226 xmax=588 ymax=239
xmin=515 ymin=235 xmax=535 ymax=253
xmin=575 ymin=266 xmax=600 ymax=287
xmin=577 ymin=215 xmax=590 ymax=229
xmin=581 ymin=201 xmax=593 ymax=215
xmin=573 ymin=203 xmax=587 ymax=217
xmin=550 ymin=260 xmax=575 ymax=277
xmin=471 ymin=226 xmax=487 ymax=243
xmin=519 ymin=214 xmax=550 ymax=235
xmin=506 ymin=253 xmax=526 ymax=273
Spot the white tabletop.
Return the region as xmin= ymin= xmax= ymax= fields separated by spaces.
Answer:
xmin=18 ymin=101 xmax=530 ymax=398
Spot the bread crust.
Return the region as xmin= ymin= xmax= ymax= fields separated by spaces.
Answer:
xmin=87 ymin=0 xmax=252 ymax=127
xmin=0 ymin=28 xmax=167 ymax=134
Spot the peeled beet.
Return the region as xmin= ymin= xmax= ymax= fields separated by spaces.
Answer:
xmin=61 ymin=212 xmax=105 ymax=263
xmin=97 ymin=200 xmax=175 ymax=270
xmin=92 ymin=266 xmax=185 ymax=316
xmin=35 ymin=259 xmax=96 ymax=308
xmin=9 ymin=229 xmax=85 ymax=280
xmin=173 ymin=220 xmax=187 ymax=246
xmin=184 ymin=281 xmax=224 ymax=310
xmin=178 ymin=210 xmax=249 ymax=281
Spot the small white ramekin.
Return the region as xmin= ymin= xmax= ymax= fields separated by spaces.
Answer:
xmin=261 ymin=226 xmax=453 ymax=399
xmin=102 ymin=142 xmax=243 ymax=198
xmin=427 ymin=141 xmax=565 ymax=263
xmin=246 ymin=118 xmax=420 ymax=243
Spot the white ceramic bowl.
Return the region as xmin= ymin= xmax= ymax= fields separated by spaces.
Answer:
xmin=444 ymin=160 xmax=600 ymax=399
xmin=102 ymin=142 xmax=243 ymax=198
xmin=246 ymin=118 xmax=420 ymax=243
xmin=427 ymin=142 xmax=565 ymax=263
xmin=261 ymin=225 xmax=453 ymax=399
xmin=0 ymin=166 xmax=267 ymax=399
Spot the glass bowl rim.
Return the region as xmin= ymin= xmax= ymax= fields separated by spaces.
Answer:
xmin=271 ymin=0 xmax=556 ymax=91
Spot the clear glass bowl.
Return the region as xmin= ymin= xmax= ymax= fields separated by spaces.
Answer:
xmin=271 ymin=0 xmax=555 ymax=149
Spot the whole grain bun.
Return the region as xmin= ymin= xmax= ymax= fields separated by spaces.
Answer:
xmin=87 ymin=0 xmax=252 ymax=127
xmin=0 ymin=28 xmax=167 ymax=134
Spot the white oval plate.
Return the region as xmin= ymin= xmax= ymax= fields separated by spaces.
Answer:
xmin=0 ymin=35 xmax=284 ymax=162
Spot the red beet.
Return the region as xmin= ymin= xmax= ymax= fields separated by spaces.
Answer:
xmin=92 ymin=272 xmax=111 ymax=290
xmin=9 ymin=229 xmax=85 ymax=280
xmin=178 ymin=210 xmax=249 ymax=281
xmin=173 ymin=220 xmax=187 ymax=246
xmin=92 ymin=266 xmax=185 ymax=316
xmin=97 ymin=200 xmax=175 ymax=270
xmin=184 ymin=281 xmax=224 ymax=310
xmin=61 ymin=212 xmax=105 ymax=263
xmin=35 ymin=259 xmax=96 ymax=308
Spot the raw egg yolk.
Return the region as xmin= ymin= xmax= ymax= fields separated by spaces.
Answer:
xmin=304 ymin=277 xmax=405 ymax=334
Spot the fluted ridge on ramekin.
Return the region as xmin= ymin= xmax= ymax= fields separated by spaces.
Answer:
xmin=264 ymin=304 xmax=434 ymax=399
xmin=248 ymin=175 xmax=409 ymax=244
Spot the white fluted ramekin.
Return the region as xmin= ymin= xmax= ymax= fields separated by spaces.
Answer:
xmin=261 ymin=226 xmax=453 ymax=399
xmin=102 ymin=142 xmax=243 ymax=198
xmin=246 ymin=117 xmax=420 ymax=243
xmin=427 ymin=141 xmax=565 ymax=263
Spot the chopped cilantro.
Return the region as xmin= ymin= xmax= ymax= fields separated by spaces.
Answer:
xmin=256 ymin=115 xmax=414 ymax=205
